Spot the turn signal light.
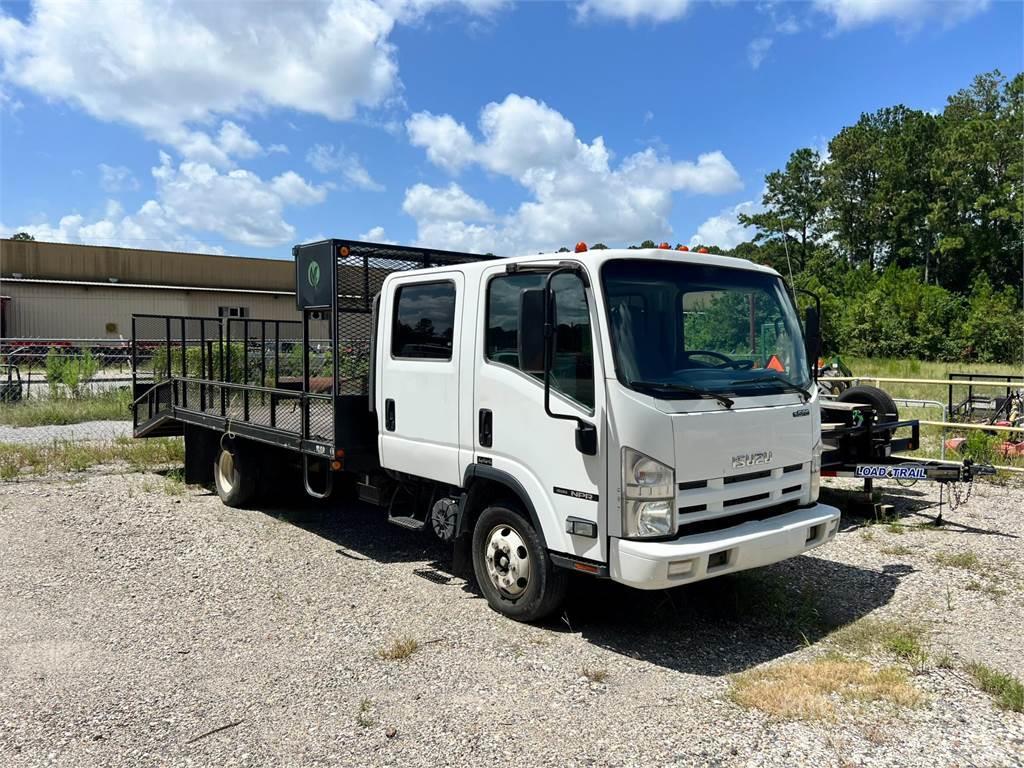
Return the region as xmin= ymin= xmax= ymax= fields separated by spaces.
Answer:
xmin=575 ymin=241 xmax=588 ymax=253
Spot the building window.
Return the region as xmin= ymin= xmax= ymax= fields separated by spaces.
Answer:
xmin=391 ymin=281 xmax=456 ymax=360
xmin=486 ymin=272 xmax=594 ymax=409
xmin=218 ymin=306 xmax=249 ymax=318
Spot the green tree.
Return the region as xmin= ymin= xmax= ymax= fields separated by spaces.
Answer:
xmin=639 ymin=240 xmax=657 ymax=249
xmin=929 ymin=70 xmax=1023 ymax=293
xmin=591 ymin=243 xmax=608 ymax=249
xmin=10 ymin=232 xmax=34 ymax=241
xmin=739 ymin=148 xmax=824 ymax=269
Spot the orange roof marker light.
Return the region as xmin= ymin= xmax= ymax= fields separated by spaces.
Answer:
xmin=339 ymin=245 xmax=350 ymax=257
xmin=677 ymin=245 xmax=689 ymax=251
xmin=658 ymin=242 xmax=671 ymax=249
xmin=575 ymin=241 xmax=588 ymax=253
xmin=697 ymin=247 xmax=709 ymax=254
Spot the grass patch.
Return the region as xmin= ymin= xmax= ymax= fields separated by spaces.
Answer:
xmin=831 ymin=617 xmax=927 ymax=658
xmin=0 ymin=390 xmax=130 ymax=427
xmin=880 ymin=544 xmax=913 ymax=556
xmin=356 ymin=698 xmax=376 ymax=728
xmin=379 ymin=636 xmax=419 ymax=661
xmin=730 ymin=656 xmax=924 ymax=720
xmin=0 ymin=436 xmax=183 ymax=480
xmin=581 ymin=667 xmax=608 ymax=684
xmin=964 ymin=579 xmax=1008 ymax=600
xmin=966 ymin=662 xmax=1024 ymax=713
xmin=932 ymin=550 xmax=981 ymax=571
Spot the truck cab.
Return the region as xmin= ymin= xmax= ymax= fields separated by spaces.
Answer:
xmin=375 ymin=246 xmax=840 ymax=621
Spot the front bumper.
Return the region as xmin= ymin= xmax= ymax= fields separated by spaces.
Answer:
xmin=609 ymin=503 xmax=840 ymax=590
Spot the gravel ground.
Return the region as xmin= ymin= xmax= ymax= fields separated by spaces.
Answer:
xmin=0 ymin=421 xmax=132 ymax=444
xmin=1 ymin=470 xmax=1022 ymax=767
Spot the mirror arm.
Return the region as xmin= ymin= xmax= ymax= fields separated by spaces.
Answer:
xmin=542 ymin=266 xmax=597 ymax=458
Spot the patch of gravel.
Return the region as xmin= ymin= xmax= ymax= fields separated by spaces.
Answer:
xmin=0 ymin=471 xmax=1022 ymax=767
xmin=0 ymin=420 xmax=133 ymax=444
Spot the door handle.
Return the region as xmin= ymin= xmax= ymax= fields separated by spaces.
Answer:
xmin=479 ymin=408 xmax=492 ymax=447
xmin=385 ymin=399 xmax=395 ymax=431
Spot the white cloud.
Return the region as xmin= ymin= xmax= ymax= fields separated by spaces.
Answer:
xmin=358 ymin=225 xmax=397 ymax=244
xmin=576 ymin=0 xmax=692 ymax=23
xmin=4 ymin=153 xmax=328 ymax=251
xmin=306 ymin=143 xmax=384 ymax=191
xmin=216 ymin=121 xmax=262 ymax=159
xmin=689 ymin=200 xmax=758 ymax=250
xmin=152 ymin=153 xmax=327 ymax=246
xmin=0 ymin=0 xmax=508 ymax=156
xmin=402 ymin=183 xmax=495 ymax=222
xmin=403 ymin=93 xmax=742 ymax=254
xmin=747 ymin=37 xmax=773 ymax=69
xmin=406 ymin=112 xmax=477 ymax=173
xmin=0 ymin=0 xmax=401 ymax=145
xmin=99 ymin=164 xmax=139 ymax=192
xmin=815 ymin=0 xmax=989 ymax=30
xmin=1 ymin=201 xmax=225 ymax=254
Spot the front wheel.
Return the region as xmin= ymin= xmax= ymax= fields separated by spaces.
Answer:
xmin=471 ymin=501 xmax=567 ymax=622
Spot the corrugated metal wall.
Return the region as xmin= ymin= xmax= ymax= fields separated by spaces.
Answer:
xmin=0 ymin=239 xmax=294 ymax=291
xmin=1 ymin=282 xmax=302 ymax=339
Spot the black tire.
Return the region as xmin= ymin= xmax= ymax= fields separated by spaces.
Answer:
xmin=838 ymin=385 xmax=899 ymax=437
xmin=471 ymin=501 xmax=567 ymax=623
xmin=213 ymin=443 xmax=257 ymax=508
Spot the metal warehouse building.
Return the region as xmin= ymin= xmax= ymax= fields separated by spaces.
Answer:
xmin=0 ymin=239 xmax=302 ymax=340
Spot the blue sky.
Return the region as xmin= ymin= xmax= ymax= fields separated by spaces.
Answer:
xmin=0 ymin=0 xmax=1020 ymax=259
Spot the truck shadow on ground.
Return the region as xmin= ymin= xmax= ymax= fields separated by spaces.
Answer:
xmin=252 ymin=491 xmax=907 ymax=676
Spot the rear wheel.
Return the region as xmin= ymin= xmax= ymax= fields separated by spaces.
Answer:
xmin=214 ymin=443 xmax=257 ymax=508
xmin=471 ymin=501 xmax=567 ymax=622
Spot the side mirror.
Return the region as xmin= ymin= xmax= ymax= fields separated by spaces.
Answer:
xmin=804 ymin=306 xmax=821 ymax=368
xmin=575 ymin=422 xmax=598 ymax=455
xmin=518 ymin=288 xmax=550 ymax=373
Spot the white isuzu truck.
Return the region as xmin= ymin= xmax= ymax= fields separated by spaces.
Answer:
xmin=132 ymin=239 xmax=841 ymax=622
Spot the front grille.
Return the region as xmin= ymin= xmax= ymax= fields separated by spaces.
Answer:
xmin=676 ymin=462 xmax=809 ymax=528
xmin=724 ymin=492 xmax=771 ymax=507
xmin=724 ymin=469 xmax=771 ymax=484
xmin=677 ymin=501 xmax=800 ymax=536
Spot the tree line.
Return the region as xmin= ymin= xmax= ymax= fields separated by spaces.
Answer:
xmin=598 ymin=70 xmax=1021 ymax=365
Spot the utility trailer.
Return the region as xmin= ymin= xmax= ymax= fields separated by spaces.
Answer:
xmin=133 ymin=238 xmax=844 ymax=622
xmin=818 ymin=390 xmax=995 ymax=521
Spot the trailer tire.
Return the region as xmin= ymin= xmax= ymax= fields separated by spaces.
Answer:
xmin=471 ymin=501 xmax=567 ymax=623
xmin=214 ymin=444 xmax=257 ymax=508
xmin=837 ymin=385 xmax=899 ymax=438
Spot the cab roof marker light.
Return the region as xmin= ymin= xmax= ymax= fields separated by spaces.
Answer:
xmin=658 ymin=242 xmax=671 ymax=249
xmin=575 ymin=241 xmax=588 ymax=253
xmin=697 ymin=247 xmax=709 ymax=254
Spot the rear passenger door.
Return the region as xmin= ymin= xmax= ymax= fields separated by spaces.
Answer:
xmin=377 ymin=273 xmax=464 ymax=486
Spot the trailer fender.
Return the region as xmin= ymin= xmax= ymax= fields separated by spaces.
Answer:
xmin=458 ymin=465 xmax=547 ymax=549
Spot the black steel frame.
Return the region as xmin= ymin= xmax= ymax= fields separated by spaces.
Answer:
xmin=131 ymin=238 xmax=497 ymax=468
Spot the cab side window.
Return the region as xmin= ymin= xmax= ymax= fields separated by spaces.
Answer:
xmin=392 ymin=281 xmax=456 ymax=360
xmin=486 ymin=273 xmax=594 ymax=409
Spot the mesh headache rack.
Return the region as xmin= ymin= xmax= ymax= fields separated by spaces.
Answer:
xmin=132 ymin=239 xmax=498 ymax=469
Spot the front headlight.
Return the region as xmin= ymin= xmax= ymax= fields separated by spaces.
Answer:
xmin=622 ymin=448 xmax=675 ymax=537
xmin=809 ymin=439 xmax=822 ymax=503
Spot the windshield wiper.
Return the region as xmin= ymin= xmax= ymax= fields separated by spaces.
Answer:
xmin=732 ymin=374 xmax=811 ymax=402
xmin=629 ymin=380 xmax=734 ymax=409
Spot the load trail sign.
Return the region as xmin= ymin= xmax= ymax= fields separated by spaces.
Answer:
xmin=854 ymin=464 xmax=927 ymax=480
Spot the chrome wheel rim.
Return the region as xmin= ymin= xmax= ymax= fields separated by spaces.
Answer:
xmin=484 ymin=524 xmax=531 ymax=597
xmin=217 ymin=450 xmax=235 ymax=494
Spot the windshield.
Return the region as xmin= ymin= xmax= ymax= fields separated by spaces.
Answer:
xmin=601 ymin=259 xmax=810 ymax=399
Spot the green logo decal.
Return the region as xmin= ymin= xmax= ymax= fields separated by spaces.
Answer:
xmin=307 ymin=260 xmax=321 ymax=289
